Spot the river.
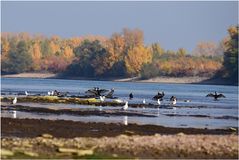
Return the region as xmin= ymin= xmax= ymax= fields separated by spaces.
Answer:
xmin=1 ymin=77 xmax=238 ymax=129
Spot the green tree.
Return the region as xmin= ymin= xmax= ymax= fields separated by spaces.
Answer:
xmin=65 ymin=40 xmax=107 ymax=77
xmin=3 ymin=41 xmax=32 ymax=73
xmin=140 ymin=63 xmax=159 ymax=79
xmin=222 ymin=25 xmax=238 ymax=83
xmin=151 ymin=43 xmax=164 ymax=61
xmin=40 ymin=39 xmax=53 ymax=57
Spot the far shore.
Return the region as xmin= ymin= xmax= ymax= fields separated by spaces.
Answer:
xmin=1 ymin=72 xmax=56 ymax=79
xmin=1 ymin=72 xmax=234 ymax=85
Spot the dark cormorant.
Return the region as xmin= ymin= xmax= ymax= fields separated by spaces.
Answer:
xmin=153 ymin=91 xmax=165 ymax=100
xmin=129 ymin=93 xmax=133 ymax=100
xmin=85 ymin=87 xmax=109 ymax=96
xmin=105 ymin=88 xmax=114 ymax=98
xmin=206 ymin=92 xmax=225 ymax=100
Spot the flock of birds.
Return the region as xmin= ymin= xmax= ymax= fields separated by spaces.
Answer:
xmin=10 ymin=87 xmax=226 ymax=112
xmin=4 ymin=88 xmax=227 ymax=120
xmin=84 ymin=88 xmax=178 ymax=110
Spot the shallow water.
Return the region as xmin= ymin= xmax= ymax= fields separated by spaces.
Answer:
xmin=1 ymin=77 xmax=238 ymax=129
xmin=1 ymin=109 xmax=237 ymax=129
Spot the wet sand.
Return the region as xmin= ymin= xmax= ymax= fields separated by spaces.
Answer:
xmin=1 ymin=117 xmax=236 ymax=138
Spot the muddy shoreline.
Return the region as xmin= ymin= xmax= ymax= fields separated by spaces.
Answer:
xmin=1 ymin=117 xmax=237 ymax=138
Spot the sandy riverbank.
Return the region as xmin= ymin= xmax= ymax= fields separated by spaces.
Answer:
xmin=1 ymin=72 xmax=56 ymax=78
xmin=2 ymin=72 xmax=233 ymax=85
xmin=1 ymin=72 xmax=212 ymax=83
xmin=1 ymin=118 xmax=238 ymax=159
xmin=138 ymin=76 xmax=210 ymax=83
xmin=2 ymin=134 xmax=238 ymax=159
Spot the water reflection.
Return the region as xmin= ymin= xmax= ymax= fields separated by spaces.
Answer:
xmin=4 ymin=110 xmax=17 ymax=118
xmin=1 ymin=110 xmax=237 ymax=129
xmin=123 ymin=116 xmax=128 ymax=125
xmin=13 ymin=111 xmax=17 ymax=118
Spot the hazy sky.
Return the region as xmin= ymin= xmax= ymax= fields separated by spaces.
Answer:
xmin=1 ymin=1 xmax=238 ymax=51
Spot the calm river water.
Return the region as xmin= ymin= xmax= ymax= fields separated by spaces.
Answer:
xmin=1 ymin=77 xmax=238 ymax=129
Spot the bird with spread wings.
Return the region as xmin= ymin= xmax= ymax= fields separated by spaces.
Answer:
xmin=206 ymin=92 xmax=226 ymax=100
xmin=85 ymin=87 xmax=109 ymax=97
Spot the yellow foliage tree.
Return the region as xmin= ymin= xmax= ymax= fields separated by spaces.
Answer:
xmin=31 ymin=42 xmax=42 ymax=71
xmin=1 ymin=38 xmax=10 ymax=58
xmin=123 ymin=28 xmax=144 ymax=50
xmin=49 ymin=41 xmax=60 ymax=54
xmin=125 ymin=46 xmax=152 ymax=76
xmin=63 ymin=46 xmax=74 ymax=61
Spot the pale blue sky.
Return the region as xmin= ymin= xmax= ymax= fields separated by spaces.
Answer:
xmin=1 ymin=1 xmax=238 ymax=51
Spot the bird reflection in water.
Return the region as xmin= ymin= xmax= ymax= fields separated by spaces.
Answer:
xmin=123 ymin=116 xmax=128 ymax=126
xmin=99 ymin=106 xmax=103 ymax=111
xmin=9 ymin=110 xmax=17 ymax=119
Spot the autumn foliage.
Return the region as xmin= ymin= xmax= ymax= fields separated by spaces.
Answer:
xmin=1 ymin=27 xmax=229 ymax=79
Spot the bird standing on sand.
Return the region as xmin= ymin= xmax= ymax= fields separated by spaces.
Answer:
xmin=206 ymin=92 xmax=226 ymax=100
xmin=129 ymin=93 xmax=133 ymax=100
xmin=12 ymin=97 xmax=17 ymax=105
xmin=122 ymin=101 xmax=128 ymax=111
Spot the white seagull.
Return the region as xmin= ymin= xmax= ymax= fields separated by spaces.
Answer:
xmin=157 ymin=99 xmax=161 ymax=105
xmin=12 ymin=97 xmax=17 ymax=105
xmin=143 ymin=99 xmax=146 ymax=104
xmin=48 ymin=91 xmax=54 ymax=96
xmin=122 ymin=101 xmax=128 ymax=111
xmin=100 ymin=96 xmax=105 ymax=102
xmin=25 ymin=91 xmax=29 ymax=96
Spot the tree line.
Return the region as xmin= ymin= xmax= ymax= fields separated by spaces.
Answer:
xmin=1 ymin=26 xmax=238 ymax=83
